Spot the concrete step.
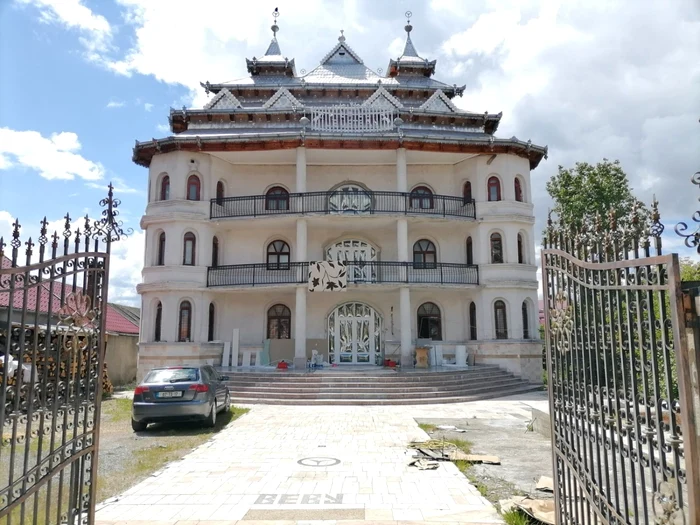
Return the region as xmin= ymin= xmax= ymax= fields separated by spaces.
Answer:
xmin=229 ymin=379 xmax=531 ymax=400
xmin=227 ymin=376 xmax=524 ymax=394
xmin=230 ymin=383 xmax=543 ymax=405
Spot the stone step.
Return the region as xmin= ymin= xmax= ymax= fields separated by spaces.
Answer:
xmin=229 ymin=379 xmax=531 ymax=400
xmin=230 ymin=383 xmax=543 ymax=405
xmin=227 ymin=376 xmax=523 ymax=394
xmin=223 ymin=371 xmax=511 ymax=388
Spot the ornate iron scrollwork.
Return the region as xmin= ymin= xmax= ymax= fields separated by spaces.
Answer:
xmin=674 ymin=172 xmax=700 ymax=253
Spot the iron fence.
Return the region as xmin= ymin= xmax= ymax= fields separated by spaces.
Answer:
xmin=210 ymin=191 xmax=476 ymax=220
xmin=0 ymin=185 xmax=129 ymax=525
xmin=207 ymin=261 xmax=479 ymax=287
xmin=541 ymin=202 xmax=695 ymax=524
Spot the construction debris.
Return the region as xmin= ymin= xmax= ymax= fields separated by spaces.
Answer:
xmin=409 ymin=458 xmax=439 ymax=470
xmin=435 ymin=424 xmax=467 ymax=432
xmin=449 ymin=451 xmax=501 ymax=464
xmin=535 ymin=476 xmax=554 ymax=492
xmin=500 ymin=496 xmax=555 ymax=525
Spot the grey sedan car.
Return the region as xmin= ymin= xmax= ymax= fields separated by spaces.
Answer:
xmin=131 ymin=365 xmax=230 ymax=431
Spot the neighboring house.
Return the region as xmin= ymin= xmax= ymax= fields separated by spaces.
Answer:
xmin=133 ymin=20 xmax=547 ymax=383
xmin=1 ymin=255 xmax=140 ymax=385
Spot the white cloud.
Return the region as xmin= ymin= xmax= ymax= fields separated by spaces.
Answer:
xmin=0 ymin=128 xmax=104 ymax=181
xmin=16 ymin=0 xmax=113 ymax=60
xmin=144 ymin=102 xmax=154 ymax=112
xmin=86 ymin=176 xmax=142 ymax=194
xmin=155 ymin=123 xmax=170 ymax=134
xmin=106 ymin=99 xmax=126 ymax=108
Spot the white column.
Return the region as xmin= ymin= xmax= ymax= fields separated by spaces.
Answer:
xmin=397 ymin=219 xmax=408 ymax=261
xmin=294 ymin=286 xmax=307 ymax=368
xmin=400 ymin=286 xmax=413 ymax=368
xmin=296 ymin=219 xmax=307 ymax=261
xmin=296 ymin=146 xmax=307 ymax=193
xmin=396 ymin=147 xmax=407 ymax=192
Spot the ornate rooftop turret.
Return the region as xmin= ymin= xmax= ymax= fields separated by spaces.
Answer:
xmin=245 ymin=8 xmax=296 ymax=77
xmin=387 ymin=12 xmax=437 ymax=78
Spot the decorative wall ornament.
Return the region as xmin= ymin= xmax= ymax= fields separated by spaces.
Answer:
xmin=308 ymin=261 xmax=347 ymax=292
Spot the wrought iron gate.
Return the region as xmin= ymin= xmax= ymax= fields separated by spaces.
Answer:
xmin=0 ymin=186 xmax=129 ymax=525
xmin=542 ymin=203 xmax=697 ymax=524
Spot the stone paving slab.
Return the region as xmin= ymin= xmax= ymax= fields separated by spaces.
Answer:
xmin=95 ymin=393 xmax=546 ymax=524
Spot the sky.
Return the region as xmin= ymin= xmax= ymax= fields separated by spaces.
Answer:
xmin=1 ymin=0 xmax=699 ymax=306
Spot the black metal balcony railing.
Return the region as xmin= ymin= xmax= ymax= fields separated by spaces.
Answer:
xmin=207 ymin=261 xmax=479 ymax=287
xmin=210 ymin=191 xmax=476 ymax=220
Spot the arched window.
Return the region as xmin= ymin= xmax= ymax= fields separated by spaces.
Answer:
xmin=466 ymin=236 xmax=473 ymax=265
xmin=212 ymin=236 xmax=219 ymax=267
xmin=216 ymin=181 xmax=224 ymax=205
xmin=494 ymin=300 xmax=508 ymax=339
xmin=517 ymin=233 xmax=524 ymax=264
xmin=187 ymin=174 xmax=201 ymax=201
xmin=413 ymin=239 xmax=437 ymax=269
xmin=522 ymin=301 xmax=530 ymax=339
xmin=490 ymin=233 xmax=503 ymax=263
xmin=469 ymin=302 xmax=477 ymax=340
xmin=267 ymin=304 xmax=291 ymax=339
xmin=487 ymin=176 xmax=501 ymax=201
xmin=514 ymin=178 xmax=523 ymax=202
xmin=410 ymin=186 xmax=434 ymax=209
xmin=157 ymin=232 xmax=166 ymax=266
xmin=265 ymin=186 xmax=289 ymax=211
xmin=154 ymin=301 xmax=162 ymax=342
xmin=463 ymin=181 xmax=473 ymax=204
xmin=208 ymin=303 xmax=215 ymax=342
xmin=418 ymin=302 xmax=442 ymax=340
xmin=267 ymin=240 xmax=290 ymax=270
xmin=183 ymin=232 xmax=196 ymax=265
xmin=160 ymin=175 xmax=170 ymax=201
xmin=178 ymin=301 xmax=192 ymax=342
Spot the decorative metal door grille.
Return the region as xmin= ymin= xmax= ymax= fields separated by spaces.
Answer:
xmin=0 ymin=186 xmax=129 ymax=525
xmin=541 ymin=203 xmax=696 ymax=525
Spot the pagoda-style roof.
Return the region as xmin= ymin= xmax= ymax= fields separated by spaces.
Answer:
xmin=134 ymin=17 xmax=547 ymax=170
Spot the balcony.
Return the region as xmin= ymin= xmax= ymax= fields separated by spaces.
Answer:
xmin=210 ymin=191 xmax=476 ymax=220
xmin=207 ymin=261 xmax=479 ymax=288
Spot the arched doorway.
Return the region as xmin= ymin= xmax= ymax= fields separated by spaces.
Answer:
xmin=328 ymin=184 xmax=372 ymax=214
xmin=326 ymin=239 xmax=377 ymax=282
xmin=328 ymin=302 xmax=383 ymax=365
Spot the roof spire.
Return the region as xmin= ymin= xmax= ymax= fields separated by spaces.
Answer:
xmin=265 ymin=7 xmax=281 ymax=56
xmin=386 ymin=12 xmax=437 ymax=78
xmin=401 ymin=11 xmax=420 ymax=59
xmin=338 ymin=29 xmax=346 ymax=43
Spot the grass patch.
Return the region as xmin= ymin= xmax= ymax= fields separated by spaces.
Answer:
xmin=418 ymin=423 xmax=437 ymax=433
xmin=101 ymin=398 xmax=133 ymax=423
xmin=502 ymin=508 xmax=535 ymax=525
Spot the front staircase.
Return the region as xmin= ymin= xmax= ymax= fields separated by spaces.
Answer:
xmin=221 ymin=365 xmax=541 ymax=405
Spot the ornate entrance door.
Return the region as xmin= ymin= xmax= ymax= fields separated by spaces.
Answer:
xmin=328 ymin=302 xmax=382 ymax=365
xmin=326 ymin=239 xmax=377 ymax=282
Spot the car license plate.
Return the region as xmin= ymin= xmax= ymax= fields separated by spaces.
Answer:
xmin=157 ymin=391 xmax=183 ymax=398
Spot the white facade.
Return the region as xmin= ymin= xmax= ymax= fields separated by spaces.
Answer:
xmin=134 ymin=24 xmax=546 ymax=383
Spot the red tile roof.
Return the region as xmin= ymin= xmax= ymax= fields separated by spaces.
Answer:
xmin=1 ymin=256 xmax=139 ymax=335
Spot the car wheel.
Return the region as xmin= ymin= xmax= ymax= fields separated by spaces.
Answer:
xmin=131 ymin=418 xmax=148 ymax=432
xmin=205 ymin=400 xmax=217 ymax=428
xmin=223 ymin=392 xmax=230 ymax=412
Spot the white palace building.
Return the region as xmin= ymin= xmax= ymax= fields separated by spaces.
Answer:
xmin=133 ymin=17 xmax=547 ymax=385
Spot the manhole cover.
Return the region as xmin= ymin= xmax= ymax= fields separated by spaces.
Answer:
xmin=297 ymin=457 xmax=341 ymax=467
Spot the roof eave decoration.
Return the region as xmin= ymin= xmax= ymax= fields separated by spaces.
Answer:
xmin=245 ymin=57 xmax=296 ymax=76
xmin=363 ymin=86 xmax=404 ymax=110
xmin=419 ymin=89 xmax=459 ymax=113
xmin=388 ymin=58 xmax=437 ymax=77
xmin=319 ymin=39 xmax=364 ymax=65
xmin=263 ymin=87 xmax=303 ymax=109
xmin=203 ymin=89 xmax=243 ymax=110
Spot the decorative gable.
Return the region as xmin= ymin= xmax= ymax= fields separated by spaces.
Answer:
xmin=204 ymin=89 xmax=242 ymax=110
xmin=263 ymin=87 xmax=302 ymax=109
xmin=320 ymin=42 xmax=364 ymax=65
xmin=419 ymin=90 xmax=459 ymax=113
xmin=363 ymin=86 xmax=403 ymax=110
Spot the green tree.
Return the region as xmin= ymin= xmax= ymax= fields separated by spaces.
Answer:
xmin=545 ymin=159 xmax=650 ymax=237
xmin=680 ymin=257 xmax=700 ymax=281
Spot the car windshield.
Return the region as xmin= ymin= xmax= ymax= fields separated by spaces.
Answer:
xmin=144 ymin=368 xmax=199 ymax=383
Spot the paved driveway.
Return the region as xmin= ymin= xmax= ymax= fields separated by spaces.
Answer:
xmin=95 ymin=395 xmax=543 ymax=524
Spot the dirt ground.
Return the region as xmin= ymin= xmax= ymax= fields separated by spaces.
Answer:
xmin=415 ymin=412 xmax=554 ymax=506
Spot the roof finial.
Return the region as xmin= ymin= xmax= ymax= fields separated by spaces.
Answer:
xmin=338 ymin=29 xmax=346 ymax=42
xmin=271 ymin=7 xmax=279 ymax=37
xmin=405 ymin=10 xmax=413 ymax=33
